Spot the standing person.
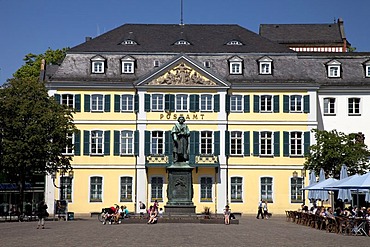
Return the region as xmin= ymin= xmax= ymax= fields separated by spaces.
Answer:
xmin=171 ymin=116 xmax=190 ymax=162
xmin=36 ymin=200 xmax=48 ymax=229
xmin=256 ymin=199 xmax=264 ymax=219
xmin=263 ymin=201 xmax=269 ymax=219
xmin=224 ymin=205 xmax=231 ymax=225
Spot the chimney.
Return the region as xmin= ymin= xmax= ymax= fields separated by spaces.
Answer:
xmin=337 ymin=18 xmax=347 ymax=52
xmin=85 ymin=36 xmax=92 ymax=42
xmin=39 ymin=59 xmax=46 ymax=82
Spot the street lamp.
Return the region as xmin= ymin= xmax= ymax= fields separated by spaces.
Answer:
xmin=51 ymin=170 xmax=74 ymax=200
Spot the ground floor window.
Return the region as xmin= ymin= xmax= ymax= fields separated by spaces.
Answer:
xmin=200 ymin=177 xmax=212 ymax=202
xmin=90 ymin=176 xmax=103 ymax=202
xmin=151 ymin=176 xmax=163 ymax=202
xmin=231 ymin=177 xmax=243 ymax=202
xmin=291 ymin=177 xmax=303 ymax=203
xmin=120 ymin=176 xmax=133 ymax=202
xmin=261 ymin=177 xmax=273 ymax=203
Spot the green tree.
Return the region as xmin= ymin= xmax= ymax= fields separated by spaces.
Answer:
xmin=0 ymin=48 xmax=74 ymax=214
xmin=304 ymin=129 xmax=370 ymax=177
xmin=13 ymin=48 xmax=68 ymax=79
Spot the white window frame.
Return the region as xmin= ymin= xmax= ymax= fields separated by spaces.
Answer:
xmin=151 ymin=131 xmax=164 ymax=155
xmin=291 ymin=177 xmax=304 ymax=203
xmin=230 ymin=131 xmax=243 ymax=155
xmin=260 ymin=176 xmax=273 ymax=203
xmin=200 ymin=94 xmax=212 ymax=111
xmin=151 ymin=94 xmax=164 ymax=111
xmin=63 ymin=132 xmax=74 ymax=155
xmin=289 ymin=95 xmax=303 ymax=113
xmin=366 ymin=65 xmax=370 ymax=77
xmin=260 ymin=131 xmax=273 ymax=156
xmin=200 ymin=177 xmax=213 ymax=202
xmin=120 ymin=176 xmax=133 ymax=202
xmin=230 ymin=177 xmax=243 ymax=202
xmin=122 ymin=61 xmax=134 ymax=74
xmin=323 ymin=97 xmax=336 ymax=115
xmin=121 ymin=94 xmax=134 ymax=112
xmin=175 ymin=94 xmax=188 ymax=112
xmin=60 ymin=176 xmax=73 ymax=202
xmin=120 ymin=130 xmax=134 ymax=155
xmin=259 ymin=62 xmax=271 ymax=75
xmin=348 ymin=97 xmax=361 ymax=115
xmin=227 ymin=40 xmax=243 ymax=46
xmin=290 ymin=131 xmax=303 ymax=156
xmin=91 ymin=56 xmax=105 ymax=74
xmin=61 ymin=94 xmax=74 ymax=108
xmin=175 ymin=40 xmax=190 ymax=45
xmin=230 ymin=62 xmax=242 ymax=74
xmin=260 ymin=95 xmax=273 ymax=112
xmin=90 ymin=130 xmax=104 ymax=155
xmin=91 ymin=94 xmax=104 ymax=112
xmin=230 ymin=95 xmax=243 ymax=112
xmin=200 ymin=131 xmax=213 ymax=155
xmin=89 ymin=176 xmax=103 ymax=202
xmin=150 ymin=176 xmax=164 ymax=202
xmin=328 ymin=65 xmax=340 ymax=78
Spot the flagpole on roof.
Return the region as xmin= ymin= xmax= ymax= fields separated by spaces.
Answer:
xmin=180 ymin=0 xmax=184 ymax=25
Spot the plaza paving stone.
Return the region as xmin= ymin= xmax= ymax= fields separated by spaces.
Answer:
xmin=0 ymin=216 xmax=369 ymax=247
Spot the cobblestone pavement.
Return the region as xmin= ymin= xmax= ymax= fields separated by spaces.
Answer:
xmin=0 ymin=216 xmax=369 ymax=247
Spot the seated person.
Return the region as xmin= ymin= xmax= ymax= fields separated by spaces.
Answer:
xmin=223 ymin=205 xmax=231 ymax=225
xmin=120 ymin=205 xmax=129 ymax=219
xmin=147 ymin=206 xmax=158 ymax=224
xmin=102 ymin=207 xmax=116 ymax=225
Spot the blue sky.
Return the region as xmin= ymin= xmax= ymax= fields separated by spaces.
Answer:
xmin=1 ymin=0 xmax=370 ymax=84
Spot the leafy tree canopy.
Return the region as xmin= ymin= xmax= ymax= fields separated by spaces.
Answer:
xmin=304 ymin=129 xmax=370 ymax=178
xmin=12 ymin=47 xmax=68 ymax=80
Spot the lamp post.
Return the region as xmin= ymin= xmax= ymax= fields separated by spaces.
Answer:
xmin=51 ymin=170 xmax=74 ymax=200
xmin=301 ymin=169 xmax=306 ymax=204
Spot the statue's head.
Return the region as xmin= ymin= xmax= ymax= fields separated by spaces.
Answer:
xmin=178 ymin=116 xmax=185 ymax=123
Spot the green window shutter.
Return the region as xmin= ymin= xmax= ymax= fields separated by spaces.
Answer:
xmin=144 ymin=94 xmax=151 ymax=112
xmin=244 ymin=131 xmax=250 ymax=156
xmin=274 ymin=131 xmax=280 ymax=157
xmin=273 ymin=95 xmax=280 ymax=113
xmin=169 ymin=94 xmax=175 ymax=111
xmin=83 ymin=130 xmax=90 ymax=155
xmin=190 ymin=131 xmax=199 ymax=163
xmin=214 ymin=131 xmax=220 ymax=155
xmin=75 ymin=94 xmax=81 ymax=112
xmin=283 ymin=95 xmax=289 ymax=113
xmin=134 ymin=94 xmax=139 ymax=112
xmin=144 ymin=131 xmax=150 ymax=155
xmin=253 ymin=131 xmax=259 ymax=156
xmin=244 ymin=95 xmax=250 ymax=113
xmin=226 ymin=95 xmax=230 ymax=113
xmin=134 ymin=130 xmax=139 ymax=156
xmin=54 ymin=94 xmax=61 ymax=104
xmin=165 ymin=131 xmax=173 ymax=163
xmin=74 ymin=130 xmax=81 ymax=156
xmin=253 ymin=95 xmax=260 ymax=113
xmin=304 ymin=131 xmax=311 ymax=155
xmin=165 ymin=94 xmax=175 ymax=112
xmin=225 ymin=131 xmax=230 ymax=156
xmin=213 ymin=95 xmax=220 ymax=112
xmin=114 ymin=95 xmax=120 ymax=112
xmin=84 ymin=95 xmax=91 ymax=112
xmin=114 ymin=130 xmax=120 ymax=156
xmin=104 ymin=95 xmax=111 ymax=112
xmin=104 ymin=130 xmax=110 ymax=155
xmin=283 ymin=131 xmax=290 ymax=157
xmin=303 ymin=95 xmax=310 ymax=113
xmin=189 ymin=94 xmax=199 ymax=112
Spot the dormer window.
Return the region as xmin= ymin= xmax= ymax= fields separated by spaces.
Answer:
xmin=121 ymin=56 xmax=136 ymax=74
xmin=154 ymin=60 xmax=160 ymax=67
xmin=258 ymin=56 xmax=273 ymax=75
xmin=174 ymin=40 xmax=191 ymax=45
xmin=363 ymin=60 xmax=370 ymax=77
xmin=226 ymin=40 xmax=243 ymax=46
xmin=228 ymin=56 xmax=243 ymax=75
xmin=121 ymin=39 xmax=137 ymax=45
xmin=91 ymin=55 xmax=106 ymax=74
xmin=204 ymin=61 xmax=211 ymax=68
xmin=326 ymin=60 xmax=341 ymax=78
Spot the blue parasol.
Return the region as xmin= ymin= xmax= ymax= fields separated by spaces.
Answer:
xmin=337 ymin=165 xmax=352 ymax=202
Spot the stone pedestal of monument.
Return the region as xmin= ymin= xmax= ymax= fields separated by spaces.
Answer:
xmin=165 ymin=162 xmax=195 ymax=214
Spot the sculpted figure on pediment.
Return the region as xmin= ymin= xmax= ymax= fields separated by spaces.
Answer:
xmin=150 ymin=63 xmax=216 ymax=86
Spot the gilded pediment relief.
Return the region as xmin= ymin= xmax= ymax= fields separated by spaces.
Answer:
xmin=148 ymin=63 xmax=217 ymax=86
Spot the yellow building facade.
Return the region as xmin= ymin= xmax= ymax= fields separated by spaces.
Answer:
xmin=44 ymin=24 xmax=322 ymax=216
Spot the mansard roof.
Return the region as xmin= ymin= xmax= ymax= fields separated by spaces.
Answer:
xmin=259 ymin=21 xmax=347 ymax=45
xmin=69 ymin=24 xmax=294 ymax=54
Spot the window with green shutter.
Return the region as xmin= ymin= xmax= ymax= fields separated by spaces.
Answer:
xmin=274 ymin=131 xmax=280 ymax=157
xmin=84 ymin=95 xmax=91 ymax=112
xmin=75 ymin=94 xmax=81 ymax=112
xmin=189 ymin=94 xmax=199 ymax=112
xmin=213 ymin=95 xmax=220 ymax=112
xmin=303 ymin=95 xmax=310 ymax=113
xmin=243 ymin=95 xmax=250 ymax=113
xmin=104 ymin=130 xmax=110 ymax=155
xmin=74 ymin=130 xmax=81 ymax=156
xmin=104 ymin=95 xmax=111 ymax=112
xmin=273 ymin=95 xmax=279 ymax=113
xmin=243 ymin=131 xmax=250 ymax=156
